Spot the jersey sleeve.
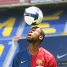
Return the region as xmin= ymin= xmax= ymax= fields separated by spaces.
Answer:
xmin=48 ymin=57 xmax=58 ymax=67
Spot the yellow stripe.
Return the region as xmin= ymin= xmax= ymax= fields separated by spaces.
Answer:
xmin=36 ymin=23 xmax=50 ymax=28
xmin=43 ymin=28 xmax=56 ymax=34
xmin=53 ymin=10 xmax=64 ymax=15
xmin=61 ymin=32 xmax=67 ymax=36
xmin=43 ymin=16 xmax=59 ymax=20
xmin=0 ymin=45 xmax=4 ymax=56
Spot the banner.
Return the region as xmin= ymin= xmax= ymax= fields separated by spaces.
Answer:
xmin=0 ymin=0 xmax=29 ymax=4
xmin=0 ymin=0 xmax=19 ymax=4
xmin=30 ymin=0 xmax=67 ymax=3
xmin=20 ymin=0 xmax=29 ymax=3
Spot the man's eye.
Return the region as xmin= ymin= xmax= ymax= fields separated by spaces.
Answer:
xmin=32 ymin=30 xmax=35 ymax=31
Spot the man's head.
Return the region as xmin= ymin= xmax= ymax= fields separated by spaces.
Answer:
xmin=26 ymin=26 xmax=45 ymax=43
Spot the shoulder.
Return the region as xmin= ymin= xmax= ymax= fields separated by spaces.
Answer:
xmin=13 ymin=48 xmax=27 ymax=59
xmin=40 ymin=47 xmax=57 ymax=66
xmin=40 ymin=47 xmax=53 ymax=56
xmin=40 ymin=47 xmax=55 ymax=60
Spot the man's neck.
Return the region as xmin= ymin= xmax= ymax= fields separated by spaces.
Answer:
xmin=28 ymin=43 xmax=40 ymax=55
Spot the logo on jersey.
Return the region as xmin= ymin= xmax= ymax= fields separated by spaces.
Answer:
xmin=36 ymin=59 xmax=43 ymax=67
xmin=21 ymin=60 xmax=26 ymax=64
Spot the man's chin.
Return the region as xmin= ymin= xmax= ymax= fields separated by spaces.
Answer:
xmin=26 ymin=39 xmax=33 ymax=43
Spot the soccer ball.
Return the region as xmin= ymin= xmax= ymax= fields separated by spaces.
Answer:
xmin=24 ymin=6 xmax=43 ymax=25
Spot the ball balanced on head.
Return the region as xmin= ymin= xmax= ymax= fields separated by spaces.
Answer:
xmin=24 ymin=6 xmax=43 ymax=25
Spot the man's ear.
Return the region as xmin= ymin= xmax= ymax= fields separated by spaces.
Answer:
xmin=39 ymin=35 xmax=43 ymax=41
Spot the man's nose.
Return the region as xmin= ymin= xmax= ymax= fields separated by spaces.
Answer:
xmin=29 ymin=30 xmax=33 ymax=33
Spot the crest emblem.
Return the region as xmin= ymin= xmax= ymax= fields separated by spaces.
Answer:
xmin=36 ymin=59 xmax=42 ymax=66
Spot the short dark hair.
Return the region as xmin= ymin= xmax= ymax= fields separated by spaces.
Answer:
xmin=31 ymin=26 xmax=45 ymax=42
xmin=40 ymin=28 xmax=45 ymax=42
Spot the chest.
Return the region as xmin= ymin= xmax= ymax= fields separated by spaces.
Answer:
xmin=31 ymin=53 xmax=46 ymax=67
xmin=19 ymin=53 xmax=31 ymax=67
xmin=19 ymin=50 xmax=47 ymax=67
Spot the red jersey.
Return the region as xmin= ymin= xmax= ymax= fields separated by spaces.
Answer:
xmin=31 ymin=47 xmax=57 ymax=67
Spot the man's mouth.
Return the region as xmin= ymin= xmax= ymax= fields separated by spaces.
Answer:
xmin=27 ymin=33 xmax=31 ymax=37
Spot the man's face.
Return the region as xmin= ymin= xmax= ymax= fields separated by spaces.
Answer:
xmin=26 ymin=27 xmax=41 ymax=43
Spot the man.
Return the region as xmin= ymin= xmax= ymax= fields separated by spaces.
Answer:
xmin=12 ymin=26 xmax=57 ymax=67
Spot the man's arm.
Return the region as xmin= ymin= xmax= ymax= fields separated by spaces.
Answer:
xmin=12 ymin=54 xmax=19 ymax=67
xmin=48 ymin=57 xmax=57 ymax=67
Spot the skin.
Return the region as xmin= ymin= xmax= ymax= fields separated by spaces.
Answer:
xmin=26 ymin=27 xmax=43 ymax=55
